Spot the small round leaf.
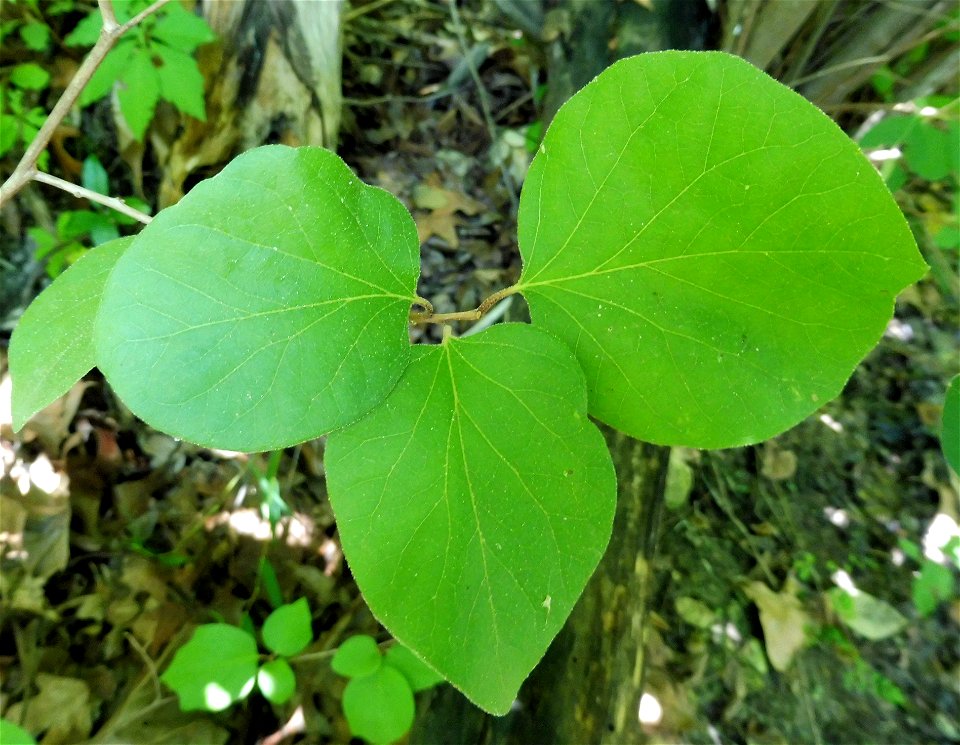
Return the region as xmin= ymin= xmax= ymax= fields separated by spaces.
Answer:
xmin=257 ymin=658 xmax=297 ymax=705
xmin=342 ymin=665 xmax=415 ymax=745
xmin=161 ymin=624 xmax=258 ymax=711
xmin=261 ymin=598 xmax=312 ymax=657
xmin=332 ymin=635 xmax=382 ymax=679
xmin=384 ymin=644 xmax=443 ymax=692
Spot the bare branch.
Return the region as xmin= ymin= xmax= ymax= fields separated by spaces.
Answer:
xmin=33 ymin=171 xmax=152 ymax=224
xmin=0 ymin=0 xmax=174 ymax=209
xmin=97 ymin=0 xmax=119 ymax=31
xmin=121 ymin=0 xmax=174 ymax=33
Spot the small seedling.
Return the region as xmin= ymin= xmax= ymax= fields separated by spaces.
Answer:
xmin=332 ymin=635 xmax=444 ymax=744
xmin=161 ymin=597 xmax=312 ymax=711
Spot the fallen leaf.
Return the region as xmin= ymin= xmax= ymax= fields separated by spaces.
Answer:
xmin=17 ymin=381 xmax=91 ymax=455
xmin=413 ymin=174 xmax=483 ymax=248
xmin=19 ymin=674 xmax=91 ymax=744
xmin=744 ymin=581 xmax=811 ymax=671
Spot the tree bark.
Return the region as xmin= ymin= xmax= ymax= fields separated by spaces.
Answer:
xmin=154 ymin=0 xmax=343 ymax=207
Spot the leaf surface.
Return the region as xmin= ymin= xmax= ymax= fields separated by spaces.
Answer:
xmin=161 ymin=624 xmax=258 ymax=711
xmin=11 ymin=238 xmax=131 ymax=430
xmin=257 ymin=658 xmax=296 ymax=704
xmin=384 ymin=644 xmax=444 ymax=691
xmin=261 ymin=598 xmax=312 ymax=656
xmin=332 ymin=635 xmax=382 ymax=678
xmin=95 ymin=145 xmax=420 ymax=450
xmin=326 ymin=323 xmax=616 ymax=714
xmin=517 ymin=51 xmax=927 ymax=447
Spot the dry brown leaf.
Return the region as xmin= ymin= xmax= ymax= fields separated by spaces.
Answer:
xmin=413 ymin=175 xmax=484 ymax=247
xmin=18 ymin=673 xmax=92 ymax=744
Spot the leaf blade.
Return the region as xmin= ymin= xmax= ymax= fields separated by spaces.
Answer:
xmin=517 ymin=51 xmax=927 ymax=448
xmin=326 ymin=323 xmax=616 ymax=714
xmin=94 ymin=145 xmax=420 ymax=451
xmin=11 ymin=238 xmax=132 ymax=430
xmin=161 ymin=624 xmax=258 ymax=712
xmin=261 ymin=598 xmax=312 ymax=657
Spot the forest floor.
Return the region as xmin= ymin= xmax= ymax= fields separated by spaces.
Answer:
xmin=1 ymin=2 xmax=958 ymax=744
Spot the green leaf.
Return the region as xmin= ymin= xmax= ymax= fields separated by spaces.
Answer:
xmin=934 ymin=225 xmax=960 ymax=251
xmin=384 ymin=644 xmax=443 ymax=691
xmin=912 ymin=560 xmax=955 ymax=616
xmin=332 ymin=635 xmax=382 ymax=679
xmin=19 ymin=22 xmax=51 ymax=51
xmin=859 ymin=114 xmax=919 ymax=148
xmin=828 ymin=588 xmax=908 ymax=640
xmin=79 ymin=40 xmax=135 ymax=106
xmin=257 ymin=658 xmax=297 ymax=704
xmin=0 ymin=719 xmax=37 ymax=745
xmin=59 ymin=209 xmax=108 ymax=240
xmin=161 ymin=624 xmax=258 ymax=711
xmin=95 ymin=145 xmax=420 ymax=451
xmin=65 ymin=10 xmax=102 ymax=46
xmin=117 ymin=50 xmax=160 ymax=140
xmin=326 ymin=323 xmax=617 ymax=714
xmin=10 ymin=238 xmax=131 ymax=431
xmin=515 ymin=51 xmax=926 ymax=448
xmin=904 ymin=121 xmax=953 ymax=181
xmin=342 ymin=665 xmax=415 ymax=745
xmin=943 ymin=376 xmax=959 ymax=476
xmin=0 ymin=114 xmax=18 ymax=156
xmin=82 ymin=155 xmax=110 ymax=195
xmin=151 ymin=2 xmax=216 ymax=52
xmin=10 ymin=62 xmax=49 ymax=90
xmin=261 ymin=598 xmax=312 ymax=656
xmin=153 ymin=43 xmax=206 ymax=120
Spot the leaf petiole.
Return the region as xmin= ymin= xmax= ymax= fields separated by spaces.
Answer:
xmin=409 ymin=284 xmax=520 ymax=326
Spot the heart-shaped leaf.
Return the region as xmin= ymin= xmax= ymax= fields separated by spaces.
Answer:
xmin=332 ymin=635 xmax=383 ymax=679
xmin=95 ymin=145 xmax=420 ymax=450
xmin=261 ymin=598 xmax=312 ymax=657
xmin=10 ymin=237 xmax=131 ymax=430
xmin=342 ymin=664 xmax=414 ymax=745
xmin=517 ymin=51 xmax=927 ymax=448
xmin=326 ymin=323 xmax=616 ymax=714
xmin=257 ymin=658 xmax=297 ymax=704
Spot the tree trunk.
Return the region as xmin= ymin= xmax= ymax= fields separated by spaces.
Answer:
xmin=154 ymin=0 xmax=343 ymax=207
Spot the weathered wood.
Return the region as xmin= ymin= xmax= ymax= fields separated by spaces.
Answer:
xmin=155 ymin=0 xmax=343 ymax=206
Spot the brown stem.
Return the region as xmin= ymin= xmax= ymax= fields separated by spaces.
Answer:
xmin=33 ymin=171 xmax=152 ymax=224
xmin=410 ymin=285 xmax=519 ymax=326
xmin=0 ymin=0 xmax=173 ymax=208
